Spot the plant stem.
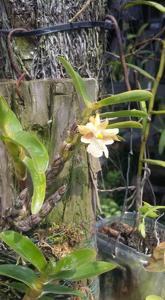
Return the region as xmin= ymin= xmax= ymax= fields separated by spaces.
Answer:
xmin=137 ymin=40 xmax=165 ymax=205
xmin=22 ymin=275 xmax=46 ymax=300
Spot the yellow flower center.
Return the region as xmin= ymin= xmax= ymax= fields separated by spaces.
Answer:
xmin=96 ymin=133 xmax=103 ymax=139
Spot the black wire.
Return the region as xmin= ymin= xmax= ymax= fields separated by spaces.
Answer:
xmin=0 ymin=21 xmax=113 ymax=37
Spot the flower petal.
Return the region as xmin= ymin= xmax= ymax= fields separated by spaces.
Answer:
xmin=86 ymin=140 xmax=103 ymax=158
xmin=95 ymin=114 xmax=101 ymax=126
xmin=103 ymin=139 xmax=115 ymax=145
xmin=78 ymin=125 xmax=91 ymax=135
xmin=85 ymin=122 xmax=97 ymax=134
xmin=81 ymin=136 xmax=91 ymax=144
xmin=103 ymin=128 xmax=119 ymax=135
xmin=99 ymin=119 xmax=108 ymax=129
xmin=103 ymin=144 xmax=109 ymax=158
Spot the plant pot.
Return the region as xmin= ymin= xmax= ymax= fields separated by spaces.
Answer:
xmin=97 ymin=212 xmax=165 ymax=300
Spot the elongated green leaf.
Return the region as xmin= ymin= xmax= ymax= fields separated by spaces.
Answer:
xmin=127 ymin=63 xmax=155 ymax=81
xmin=123 ymin=1 xmax=165 ymax=13
xmin=159 ymin=129 xmax=165 ymax=154
xmin=66 ymin=261 xmax=117 ymax=281
xmin=40 ymin=297 xmax=54 ymax=300
xmin=50 ymin=269 xmax=76 ymax=280
xmin=0 ymin=231 xmax=47 ymax=272
xmin=3 ymin=138 xmax=26 ymax=179
xmin=23 ymin=157 xmax=46 ymax=214
xmin=101 ymin=109 xmax=147 ymax=119
xmin=3 ymin=131 xmax=49 ymax=173
xmin=43 ymin=284 xmax=84 ymax=298
xmin=50 ymin=248 xmax=96 ymax=279
xmin=96 ymin=90 xmax=152 ymax=108
xmin=13 ymin=131 xmax=49 ymax=173
xmin=58 ymin=56 xmax=92 ymax=107
xmin=107 ymin=121 xmax=143 ymax=129
xmin=146 ymin=296 xmax=164 ymax=300
xmin=9 ymin=282 xmax=27 ymax=293
xmin=137 ymin=23 xmax=148 ymax=37
xmin=0 ymin=96 xmax=48 ymax=173
xmin=139 ymin=202 xmax=159 ymax=218
xmin=0 ymin=96 xmax=22 ymax=136
xmin=0 ymin=264 xmax=37 ymax=288
xmin=143 ymin=159 xmax=165 ymax=168
xmin=138 ymin=222 xmax=146 ymax=238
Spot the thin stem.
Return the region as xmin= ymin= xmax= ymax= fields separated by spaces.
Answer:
xmin=152 ymin=110 xmax=165 ymax=115
xmin=137 ymin=40 xmax=165 ymax=200
xmin=98 ymin=185 xmax=135 ymax=193
xmin=105 ymin=15 xmax=131 ymax=91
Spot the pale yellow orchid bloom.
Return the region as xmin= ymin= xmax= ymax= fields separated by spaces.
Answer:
xmin=78 ymin=114 xmax=120 ymax=158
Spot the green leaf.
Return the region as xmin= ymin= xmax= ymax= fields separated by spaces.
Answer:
xmin=159 ymin=129 xmax=165 ymax=155
xmin=139 ymin=202 xmax=159 ymax=218
xmin=143 ymin=159 xmax=165 ymax=168
xmin=3 ymin=138 xmax=27 ymax=180
xmin=137 ymin=23 xmax=149 ymax=37
xmin=13 ymin=131 xmax=49 ymax=173
xmin=0 ymin=264 xmax=37 ymax=288
xmin=138 ymin=222 xmax=146 ymax=238
xmin=101 ymin=109 xmax=147 ymax=119
xmin=58 ymin=56 xmax=92 ymax=107
xmin=126 ymin=63 xmax=155 ymax=81
xmin=8 ymin=281 xmax=27 ymax=293
xmin=96 ymin=90 xmax=152 ymax=108
xmin=40 ymin=297 xmax=54 ymax=300
xmin=50 ymin=248 xmax=96 ymax=279
xmin=146 ymin=296 xmax=164 ymax=300
xmin=0 ymin=231 xmax=47 ymax=272
xmin=0 ymin=96 xmax=22 ymax=136
xmin=0 ymin=96 xmax=48 ymax=173
xmin=123 ymin=1 xmax=165 ymax=13
xmin=67 ymin=261 xmax=117 ymax=281
xmin=107 ymin=121 xmax=143 ymax=129
xmin=43 ymin=284 xmax=84 ymax=298
xmin=23 ymin=157 xmax=46 ymax=214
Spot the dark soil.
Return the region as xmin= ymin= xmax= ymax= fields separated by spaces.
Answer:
xmin=99 ymin=221 xmax=165 ymax=254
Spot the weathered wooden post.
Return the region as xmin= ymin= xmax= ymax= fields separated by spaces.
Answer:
xmin=0 ymin=1 xmax=108 ymax=298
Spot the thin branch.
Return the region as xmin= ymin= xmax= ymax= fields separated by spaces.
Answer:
xmin=98 ymin=186 xmax=135 ymax=193
xmin=69 ymin=0 xmax=94 ymax=22
xmin=105 ymin=15 xmax=131 ymax=91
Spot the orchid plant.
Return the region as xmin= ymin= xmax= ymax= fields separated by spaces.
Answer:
xmin=0 ymin=230 xmax=117 ymax=300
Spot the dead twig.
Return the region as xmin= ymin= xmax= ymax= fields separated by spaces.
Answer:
xmin=69 ymin=0 xmax=94 ymax=22
xmin=98 ymin=186 xmax=136 ymax=193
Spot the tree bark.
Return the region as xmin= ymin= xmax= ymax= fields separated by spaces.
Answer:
xmin=0 ymin=0 xmax=107 ymax=80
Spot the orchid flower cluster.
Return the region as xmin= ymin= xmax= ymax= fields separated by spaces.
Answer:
xmin=78 ymin=114 xmax=120 ymax=158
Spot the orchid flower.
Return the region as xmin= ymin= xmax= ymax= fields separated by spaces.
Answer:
xmin=78 ymin=114 xmax=120 ymax=158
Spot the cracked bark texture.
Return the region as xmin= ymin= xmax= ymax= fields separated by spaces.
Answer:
xmin=0 ymin=0 xmax=107 ymax=80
